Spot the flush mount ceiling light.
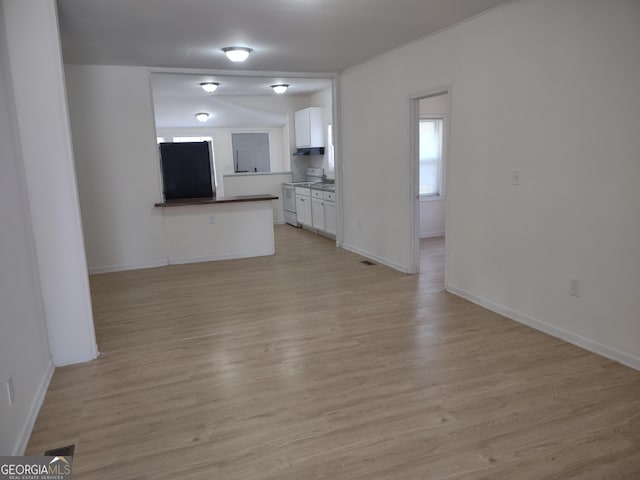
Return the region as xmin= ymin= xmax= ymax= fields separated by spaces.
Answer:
xmin=222 ymin=46 xmax=253 ymax=62
xmin=195 ymin=112 xmax=210 ymax=122
xmin=199 ymin=82 xmax=219 ymax=93
xmin=271 ymin=84 xmax=289 ymax=94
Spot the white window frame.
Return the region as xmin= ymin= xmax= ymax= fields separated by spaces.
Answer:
xmin=230 ymin=131 xmax=273 ymax=173
xmin=419 ymin=115 xmax=445 ymax=200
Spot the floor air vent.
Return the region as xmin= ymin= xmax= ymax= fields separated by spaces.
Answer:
xmin=44 ymin=444 xmax=75 ymax=457
xmin=361 ymin=260 xmax=377 ymax=266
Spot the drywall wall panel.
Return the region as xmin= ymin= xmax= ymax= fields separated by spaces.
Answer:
xmin=222 ymin=173 xmax=291 ymax=224
xmin=162 ymin=202 xmax=275 ymax=264
xmin=420 ymin=199 xmax=445 ymax=238
xmin=309 ymin=87 xmax=334 ymax=177
xmin=339 ymin=0 xmax=640 ymax=363
xmin=4 ymin=0 xmax=97 ymax=366
xmin=65 ymin=65 xmax=168 ymax=273
xmin=0 ymin=1 xmax=52 ymax=454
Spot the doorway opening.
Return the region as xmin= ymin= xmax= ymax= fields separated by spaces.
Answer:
xmin=409 ymin=90 xmax=449 ymax=282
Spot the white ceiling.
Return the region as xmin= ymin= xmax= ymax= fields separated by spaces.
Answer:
xmin=60 ymin=0 xmax=514 ymax=129
xmin=151 ymin=73 xmax=333 ymax=128
xmin=57 ymin=0 xmax=514 ymax=73
xmin=151 ymin=73 xmax=332 ymax=97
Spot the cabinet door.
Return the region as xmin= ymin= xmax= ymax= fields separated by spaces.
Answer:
xmin=308 ymin=108 xmax=325 ymax=147
xmin=296 ymin=195 xmax=312 ymax=226
xmin=295 ymin=107 xmax=325 ymax=148
xmin=311 ymin=197 xmax=325 ymax=231
xmin=294 ymin=110 xmax=311 ymax=148
xmin=324 ymin=201 xmax=337 ymax=236
xmin=303 ymin=196 xmax=312 ymax=226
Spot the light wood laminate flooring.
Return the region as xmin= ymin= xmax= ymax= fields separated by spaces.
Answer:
xmin=27 ymin=227 xmax=640 ymax=479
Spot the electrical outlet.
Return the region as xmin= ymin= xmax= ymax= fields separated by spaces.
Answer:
xmin=6 ymin=378 xmax=14 ymax=406
xmin=569 ymin=278 xmax=580 ymax=297
xmin=208 ymin=215 xmax=216 ymax=224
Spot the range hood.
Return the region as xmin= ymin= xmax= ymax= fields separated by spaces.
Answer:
xmin=293 ymin=147 xmax=325 ymax=156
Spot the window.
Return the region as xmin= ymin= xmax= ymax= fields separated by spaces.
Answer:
xmin=156 ymin=137 xmax=166 ymax=144
xmin=419 ymin=118 xmax=443 ymax=196
xmin=231 ymin=133 xmax=270 ymax=173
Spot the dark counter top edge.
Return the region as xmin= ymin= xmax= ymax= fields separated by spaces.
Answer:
xmin=155 ymin=194 xmax=279 ymax=207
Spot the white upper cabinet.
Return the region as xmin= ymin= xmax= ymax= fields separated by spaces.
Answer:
xmin=294 ymin=107 xmax=324 ymax=148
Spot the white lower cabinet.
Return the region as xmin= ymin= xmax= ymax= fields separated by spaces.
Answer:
xmin=324 ymin=200 xmax=337 ymax=236
xmin=309 ymin=190 xmax=336 ymax=236
xmin=311 ymin=197 xmax=325 ymax=231
xmin=297 ymin=186 xmax=336 ymax=236
xmin=295 ymin=193 xmax=312 ymax=227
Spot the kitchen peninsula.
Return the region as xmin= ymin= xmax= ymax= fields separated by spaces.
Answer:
xmin=155 ymin=194 xmax=278 ymax=265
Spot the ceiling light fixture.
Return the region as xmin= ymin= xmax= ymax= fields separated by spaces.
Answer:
xmin=195 ymin=112 xmax=210 ymax=122
xmin=271 ymin=84 xmax=289 ymax=94
xmin=222 ymin=46 xmax=253 ymax=62
xmin=199 ymin=82 xmax=219 ymax=93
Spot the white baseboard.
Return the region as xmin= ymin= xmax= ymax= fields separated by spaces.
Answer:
xmin=53 ymin=343 xmax=99 ymax=367
xmin=342 ymin=243 xmax=408 ymax=273
xmin=420 ymin=231 xmax=445 ymax=239
xmin=89 ymin=260 xmax=168 ymax=275
xmin=12 ymin=358 xmax=55 ymax=455
xmin=274 ymin=219 xmax=286 ymax=225
xmin=168 ymin=249 xmax=275 ymax=265
xmin=446 ymin=283 xmax=640 ymax=371
xmin=89 ymin=248 xmax=280 ymax=274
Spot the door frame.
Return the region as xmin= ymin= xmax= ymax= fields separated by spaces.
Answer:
xmin=408 ymin=86 xmax=452 ymax=275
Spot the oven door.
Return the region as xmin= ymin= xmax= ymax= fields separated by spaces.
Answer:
xmin=282 ymin=185 xmax=300 ymax=226
xmin=282 ymin=185 xmax=296 ymax=213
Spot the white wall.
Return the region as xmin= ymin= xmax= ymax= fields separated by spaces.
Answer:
xmin=420 ymin=197 xmax=445 ymax=238
xmin=204 ymin=95 xmax=311 ymax=183
xmin=66 ymin=65 xmax=286 ymax=273
xmin=223 ymin=173 xmax=292 ymax=224
xmin=0 ymin=1 xmax=53 ymax=455
xmin=158 ymin=124 xmax=290 ymax=198
xmin=163 ymin=202 xmax=275 ymax=264
xmin=419 ymin=93 xmax=448 ymax=238
xmin=419 ymin=94 xmax=449 ymax=116
xmin=213 ymin=126 xmax=288 ymax=175
xmin=339 ymin=0 xmax=640 ymax=366
xmin=308 ymin=87 xmax=334 ymax=177
xmin=220 ymin=95 xmax=310 ymax=152
xmin=65 ymin=65 xmax=168 ymax=273
xmin=214 ymin=126 xmax=287 ymax=213
xmin=157 ymin=127 xmax=290 ymax=219
xmin=4 ymin=0 xmax=97 ymax=367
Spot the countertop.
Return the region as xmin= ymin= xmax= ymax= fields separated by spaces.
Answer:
xmin=299 ymin=183 xmax=336 ymax=193
xmin=155 ymin=194 xmax=279 ymax=207
xmin=223 ymin=171 xmax=292 ymax=178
